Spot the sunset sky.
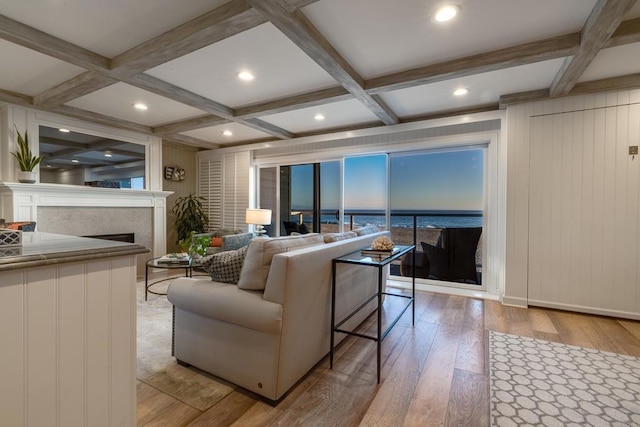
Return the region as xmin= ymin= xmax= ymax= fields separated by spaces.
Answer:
xmin=291 ymin=148 xmax=484 ymax=211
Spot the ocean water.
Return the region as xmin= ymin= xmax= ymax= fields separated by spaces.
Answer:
xmin=313 ymin=210 xmax=483 ymax=229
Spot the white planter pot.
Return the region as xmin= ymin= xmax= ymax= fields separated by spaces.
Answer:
xmin=17 ymin=171 xmax=37 ymax=183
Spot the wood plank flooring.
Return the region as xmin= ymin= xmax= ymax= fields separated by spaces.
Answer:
xmin=137 ymin=287 xmax=640 ymax=426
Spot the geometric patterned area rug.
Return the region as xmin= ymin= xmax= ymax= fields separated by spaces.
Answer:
xmin=490 ymin=331 xmax=640 ymax=426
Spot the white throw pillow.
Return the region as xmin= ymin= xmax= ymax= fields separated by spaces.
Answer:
xmin=237 ymin=234 xmax=324 ymax=290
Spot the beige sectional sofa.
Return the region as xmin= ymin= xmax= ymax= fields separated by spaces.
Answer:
xmin=167 ymin=230 xmax=389 ymax=402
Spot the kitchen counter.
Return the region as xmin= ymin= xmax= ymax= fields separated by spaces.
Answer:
xmin=0 ymin=231 xmax=149 ymax=271
xmin=0 ymin=231 xmax=148 ymax=426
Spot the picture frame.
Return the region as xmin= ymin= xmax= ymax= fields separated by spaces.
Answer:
xmin=164 ymin=166 xmax=175 ymax=180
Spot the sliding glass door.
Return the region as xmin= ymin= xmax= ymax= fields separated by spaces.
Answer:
xmin=257 ymin=148 xmax=485 ymax=288
xmin=390 ymin=148 xmax=485 ymax=285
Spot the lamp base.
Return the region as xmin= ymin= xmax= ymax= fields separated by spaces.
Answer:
xmin=254 ymin=225 xmax=267 ymax=237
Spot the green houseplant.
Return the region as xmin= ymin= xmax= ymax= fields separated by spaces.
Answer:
xmin=172 ymin=193 xmax=209 ymax=243
xmin=178 ymin=231 xmax=212 ymax=258
xmin=11 ymin=125 xmax=43 ymax=183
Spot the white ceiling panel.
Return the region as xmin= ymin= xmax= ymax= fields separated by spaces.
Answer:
xmin=304 ymin=0 xmax=596 ymax=79
xmin=380 ymin=59 xmax=566 ymax=118
xmin=0 ymin=40 xmax=85 ymax=96
xmin=66 ymin=83 xmax=206 ymax=127
xmin=0 ymin=0 xmax=226 ymax=57
xmin=181 ymin=123 xmax=271 ymax=145
xmin=579 ymin=43 xmax=640 ymax=83
xmin=260 ymin=99 xmax=380 ymax=134
xmin=145 ymin=23 xmax=338 ymax=108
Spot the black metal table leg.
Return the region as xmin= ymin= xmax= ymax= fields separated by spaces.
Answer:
xmin=330 ymin=259 xmax=337 ymax=369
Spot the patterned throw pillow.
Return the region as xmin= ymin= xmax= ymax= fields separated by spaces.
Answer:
xmin=201 ymin=245 xmax=248 ymax=284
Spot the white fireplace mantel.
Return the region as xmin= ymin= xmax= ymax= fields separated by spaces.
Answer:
xmin=0 ymin=182 xmax=172 ymax=256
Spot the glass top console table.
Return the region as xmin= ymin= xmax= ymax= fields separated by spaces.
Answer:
xmin=330 ymin=244 xmax=416 ymax=383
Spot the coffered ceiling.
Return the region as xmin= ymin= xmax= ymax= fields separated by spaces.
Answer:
xmin=1 ymin=0 xmax=640 ymax=149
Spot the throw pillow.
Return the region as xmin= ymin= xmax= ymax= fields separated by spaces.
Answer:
xmin=354 ymin=225 xmax=379 ymax=236
xmin=237 ymin=234 xmax=325 ymax=290
xmin=420 ymin=242 xmax=450 ymax=280
xmin=201 ymin=245 xmax=248 ymax=284
xmin=323 ymin=231 xmax=357 ymax=243
xmin=298 ymin=222 xmax=310 ymax=234
xmin=210 ymin=237 xmax=223 ymax=247
xmin=222 ymin=232 xmax=253 ymax=251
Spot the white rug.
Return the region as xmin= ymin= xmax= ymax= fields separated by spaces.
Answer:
xmin=490 ymin=331 xmax=640 ymax=426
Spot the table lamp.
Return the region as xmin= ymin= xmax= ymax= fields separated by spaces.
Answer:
xmin=246 ymin=208 xmax=272 ymax=236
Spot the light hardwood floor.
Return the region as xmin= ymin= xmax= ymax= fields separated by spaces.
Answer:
xmin=137 ymin=287 xmax=640 ymax=426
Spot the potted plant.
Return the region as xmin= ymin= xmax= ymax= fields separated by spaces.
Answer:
xmin=11 ymin=125 xmax=43 ymax=183
xmin=172 ymin=193 xmax=209 ymax=243
xmin=178 ymin=231 xmax=212 ymax=259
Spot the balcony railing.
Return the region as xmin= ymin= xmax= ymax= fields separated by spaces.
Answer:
xmin=289 ymin=209 xmax=483 ymax=284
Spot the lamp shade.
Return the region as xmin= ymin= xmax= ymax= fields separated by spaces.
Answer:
xmin=245 ymin=208 xmax=272 ymax=225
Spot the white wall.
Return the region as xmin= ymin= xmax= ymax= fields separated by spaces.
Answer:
xmin=505 ymin=89 xmax=640 ymax=319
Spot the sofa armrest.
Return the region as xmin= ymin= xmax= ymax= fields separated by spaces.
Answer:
xmin=167 ymin=277 xmax=282 ymax=334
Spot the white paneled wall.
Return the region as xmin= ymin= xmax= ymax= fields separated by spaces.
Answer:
xmin=0 ymin=256 xmax=137 ymax=426
xmin=506 ymin=89 xmax=640 ymax=318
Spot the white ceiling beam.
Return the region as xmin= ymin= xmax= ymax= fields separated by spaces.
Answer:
xmin=550 ymin=0 xmax=637 ymax=96
xmin=248 ymin=0 xmax=399 ymax=125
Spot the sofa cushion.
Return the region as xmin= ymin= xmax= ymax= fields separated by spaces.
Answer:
xmin=238 ymin=234 xmax=324 ymax=291
xmin=354 ymin=225 xmax=379 ymax=236
xmin=213 ymin=228 xmax=242 ymax=238
xmin=210 ymin=237 xmax=223 ymax=247
xmin=323 ymin=231 xmax=357 ymax=243
xmin=222 ymin=232 xmax=253 ymax=251
xmin=201 ymin=245 xmax=248 ymax=284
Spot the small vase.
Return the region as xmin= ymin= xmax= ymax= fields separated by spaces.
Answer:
xmin=17 ymin=171 xmax=36 ymax=183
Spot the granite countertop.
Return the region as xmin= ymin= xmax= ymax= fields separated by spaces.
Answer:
xmin=0 ymin=231 xmax=150 ymax=271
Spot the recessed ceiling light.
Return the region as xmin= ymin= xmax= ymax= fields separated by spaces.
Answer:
xmin=237 ymin=71 xmax=254 ymax=81
xmin=434 ymin=4 xmax=460 ymax=22
xmin=133 ymin=103 xmax=148 ymax=110
xmin=104 ymin=151 xmax=112 ymax=157
xmin=314 ymin=114 xmax=325 ymax=121
xmin=222 ymin=130 xmax=233 ymax=136
xmin=454 ymin=87 xmax=469 ymax=96
xmin=71 ymin=159 xmax=79 ymax=163
xmin=59 ymin=128 xmax=70 ymax=133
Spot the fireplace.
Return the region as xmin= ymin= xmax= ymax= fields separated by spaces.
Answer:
xmin=0 ymin=182 xmax=172 ymax=277
xmin=83 ymin=233 xmax=135 ymax=243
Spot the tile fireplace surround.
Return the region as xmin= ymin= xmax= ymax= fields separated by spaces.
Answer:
xmin=0 ymin=182 xmax=172 ymax=275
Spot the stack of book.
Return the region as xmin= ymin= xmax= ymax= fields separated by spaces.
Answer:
xmin=360 ymin=246 xmax=400 ymax=260
xmin=157 ymin=252 xmax=191 ymax=265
